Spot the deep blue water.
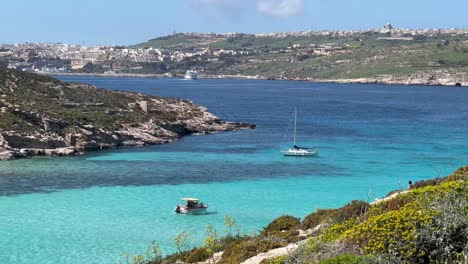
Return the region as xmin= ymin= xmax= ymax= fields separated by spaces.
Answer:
xmin=1 ymin=77 xmax=467 ymax=263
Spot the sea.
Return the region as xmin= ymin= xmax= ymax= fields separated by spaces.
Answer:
xmin=1 ymin=77 xmax=467 ymax=263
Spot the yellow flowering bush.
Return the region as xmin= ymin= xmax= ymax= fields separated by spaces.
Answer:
xmin=368 ymin=180 xmax=467 ymax=217
xmin=344 ymin=203 xmax=435 ymax=259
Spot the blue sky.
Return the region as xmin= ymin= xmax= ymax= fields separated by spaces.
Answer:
xmin=1 ymin=0 xmax=467 ymax=45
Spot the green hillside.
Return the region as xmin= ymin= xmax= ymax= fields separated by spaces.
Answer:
xmin=131 ymin=32 xmax=468 ymax=84
xmin=133 ymin=34 xmax=195 ymax=48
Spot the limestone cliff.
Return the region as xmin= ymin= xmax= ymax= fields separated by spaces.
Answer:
xmin=0 ymin=69 xmax=254 ymax=160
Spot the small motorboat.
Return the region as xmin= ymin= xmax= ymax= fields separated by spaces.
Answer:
xmin=175 ymin=198 xmax=208 ymax=215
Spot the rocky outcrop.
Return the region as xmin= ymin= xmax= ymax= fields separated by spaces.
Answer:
xmin=0 ymin=69 xmax=254 ymax=160
xmin=309 ymin=71 xmax=467 ymax=87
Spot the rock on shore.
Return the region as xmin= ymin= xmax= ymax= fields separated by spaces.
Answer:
xmin=0 ymin=69 xmax=254 ymax=160
xmin=309 ymin=71 xmax=467 ymax=87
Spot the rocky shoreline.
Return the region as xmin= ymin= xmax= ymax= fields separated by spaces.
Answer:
xmin=0 ymin=121 xmax=253 ymax=161
xmin=308 ymin=73 xmax=466 ymax=87
xmin=45 ymin=72 xmax=466 ymax=87
xmin=0 ymin=69 xmax=254 ymax=160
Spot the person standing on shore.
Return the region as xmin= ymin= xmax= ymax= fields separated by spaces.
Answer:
xmin=408 ymin=180 xmax=414 ymax=189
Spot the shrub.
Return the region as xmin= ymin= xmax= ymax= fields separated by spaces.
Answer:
xmin=318 ymin=254 xmax=404 ymax=264
xmin=343 ymin=203 xmax=435 ymax=260
xmin=320 ymin=219 xmax=359 ymax=243
xmin=223 ymin=215 xmax=240 ymax=237
xmin=334 ymin=200 xmax=369 ymax=223
xmin=220 ymin=237 xmax=285 ymax=264
xmin=445 ymin=166 xmax=468 ymax=182
xmin=270 ymin=230 xmax=301 ymax=243
xmin=415 ymin=193 xmax=468 ymax=263
xmin=413 ymin=177 xmax=445 ymax=189
xmin=219 ymin=235 xmax=248 ymax=250
xmin=202 ymin=224 xmax=222 ymax=256
xmin=287 ymin=240 xmax=359 ymax=263
xmin=300 ymin=209 xmax=337 ymax=230
xmin=263 ymin=215 xmax=300 ymax=234
xmin=300 ymin=201 xmax=369 ymax=230
xmin=174 ymin=231 xmax=190 ymax=253
xmin=185 ymin=248 xmax=211 ymax=263
xmin=369 ymin=180 xmax=467 ymax=217
xmin=317 ymin=254 xmax=374 ymax=264
xmin=260 ymin=255 xmax=286 ymax=264
xmin=127 ymin=241 xmax=163 ymax=264
xmin=152 ymin=251 xmax=188 ymax=264
xmin=380 ymin=195 xmax=412 ymax=212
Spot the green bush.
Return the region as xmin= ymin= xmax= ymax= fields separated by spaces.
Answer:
xmin=219 ymin=235 xmax=248 ymax=250
xmin=445 ymin=166 xmax=468 ymax=182
xmin=300 ymin=201 xmax=369 ymax=230
xmin=300 ymin=209 xmax=337 ymax=230
xmin=414 ymin=193 xmax=468 ymax=263
xmin=413 ymin=177 xmax=445 ymax=189
xmin=260 ymin=255 xmax=286 ymax=264
xmin=317 ymin=254 xmax=404 ymax=264
xmin=318 ymin=254 xmax=374 ymax=264
xmin=291 ymin=168 xmax=468 ymax=264
xmin=334 ymin=200 xmax=369 ymax=223
xmin=343 ymin=180 xmax=468 ymax=262
xmin=263 ymin=215 xmax=300 ymax=234
xmin=220 ymin=237 xmax=285 ymax=264
xmin=344 ymin=204 xmax=434 ymax=259
xmin=185 ymin=248 xmax=211 ymax=263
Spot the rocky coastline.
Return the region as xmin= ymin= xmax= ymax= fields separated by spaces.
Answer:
xmin=0 ymin=69 xmax=254 ymax=160
xmin=307 ymin=72 xmax=466 ymax=87
xmin=45 ymin=72 xmax=466 ymax=87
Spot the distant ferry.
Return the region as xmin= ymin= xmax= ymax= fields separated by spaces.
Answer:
xmin=184 ymin=70 xmax=198 ymax=80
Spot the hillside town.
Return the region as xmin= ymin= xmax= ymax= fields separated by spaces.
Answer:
xmin=0 ymin=42 xmax=255 ymax=74
xmin=1 ymin=25 xmax=467 ymax=78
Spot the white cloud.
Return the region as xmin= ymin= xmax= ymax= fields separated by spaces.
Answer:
xmin=257 ymin=0 xmax=303 ymax=17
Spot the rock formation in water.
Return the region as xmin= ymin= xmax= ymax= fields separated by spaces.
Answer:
xmin=0 ymin=69 xmax=254 ymax=160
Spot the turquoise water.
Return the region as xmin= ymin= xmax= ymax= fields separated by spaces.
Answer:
xmin=1 ymin=77 xmax=467 ymax=263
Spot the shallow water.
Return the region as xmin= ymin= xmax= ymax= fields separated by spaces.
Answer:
xmin=1 ymin=77 xmax=467 ymax=263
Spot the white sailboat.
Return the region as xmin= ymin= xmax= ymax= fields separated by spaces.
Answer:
xmin=281 ymin=108 xmax=318 ymax=157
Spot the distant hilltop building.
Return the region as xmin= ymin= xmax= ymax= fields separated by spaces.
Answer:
xmin=384 ymin=22 xmax=394 ymax=30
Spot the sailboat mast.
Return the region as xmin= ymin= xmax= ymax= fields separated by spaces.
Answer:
xmin=294 ymin=108 xmax=297 ymax=145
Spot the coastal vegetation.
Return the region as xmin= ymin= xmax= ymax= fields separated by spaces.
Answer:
xmin=130 ymin=166 xmax=467 ymax=264
xmin=0 ymin=69 xmax=253 ymax=160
